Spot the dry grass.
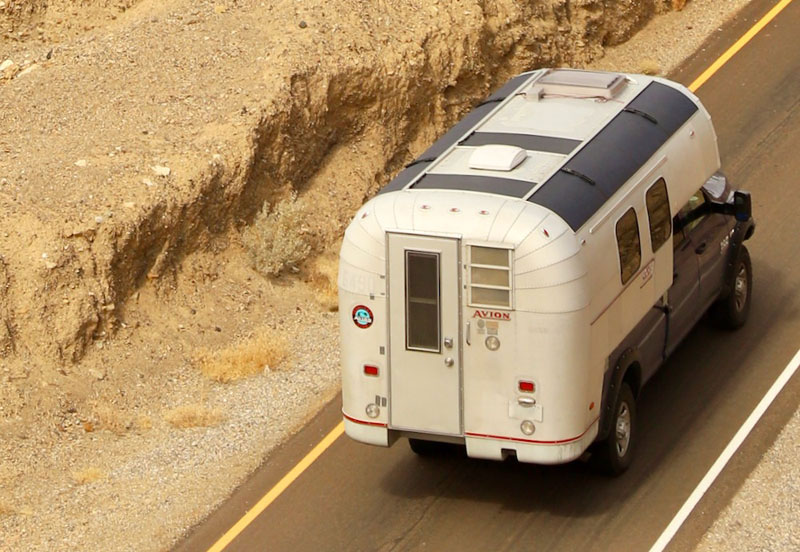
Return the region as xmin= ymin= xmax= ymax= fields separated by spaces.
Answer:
xmin=0 ymin=500 xmax=14 ymax=516
xmin=91 ymin=404 xmax=133 ymax=435
xmin=134 ymin=414 xmax=152 ymax=431
xmin=194 ymin=326 xmax=289 ymax=383
xmin=72 ymin=467 xmax=105 ymax=485
xmin=164 ymin=404 xmax=224 ymax=428
xmin=307 ymin=253 xmax=339 ymax=312
xmin=243 ymin=194 xmax=312 ymax=276
xmin=638 ymin=58 xmax=661 ymax=75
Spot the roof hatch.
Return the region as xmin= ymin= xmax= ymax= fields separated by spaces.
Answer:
xmin=528 ymin=69 xmax=627 ymax=100
xmin=468 ymin=144 xmax=527 ymax=172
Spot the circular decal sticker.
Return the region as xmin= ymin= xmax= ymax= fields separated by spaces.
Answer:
xmin=352 ymin=305 xmax=374 ymax=329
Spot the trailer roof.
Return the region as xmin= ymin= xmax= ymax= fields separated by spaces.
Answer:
xmin=379 ymin=69 xmax=699 ymax=230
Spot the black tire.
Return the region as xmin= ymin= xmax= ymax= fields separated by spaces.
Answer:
xmin=408 ymin=438 xmax=445 ymax=456
xmin=712 ymin=245 xmax=752 ymax=330
xmin=593 ymin=382 xmax=636 ymax=476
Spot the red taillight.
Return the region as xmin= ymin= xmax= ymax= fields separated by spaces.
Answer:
xmin=518 ymin=380 xmax=535 ymax=393
xmin=364 ymin=365 xmax=379 ymax=377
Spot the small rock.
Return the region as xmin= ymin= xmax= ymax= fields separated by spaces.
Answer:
xmin=94 ymin=215 xmax=104 ymax=224
xmin=151 ymin=165 xmax=171 ymax=177
xmin=123 ymin=201 xmax=135 ymax=209
xmin=74 ymin=159 xmax=88 ymax=167
xmin=44 ymin=261 xmax=57 ymax=270
xmin=142 ymin=178 xmax=155 ymax=187
xmin=17 ymin=64 xmax=39 ymax=78
xmin=1 ymin=60 xmax=18 ymax=79
xmin=88 ymin=368 xmax=106 ymax=381
xmin=299 ymin=20 xmax=307 ymax=28
xmin=214 ymin=4 xmax=227 ymax=13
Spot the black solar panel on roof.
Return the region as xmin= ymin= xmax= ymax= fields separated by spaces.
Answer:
xmin=460 ymin=133 xmax=580 ymax=155
xmin=411 ymin=174 xmax=532 ymax=198
xmin=529 ymin=82 xmax=698 ymax=230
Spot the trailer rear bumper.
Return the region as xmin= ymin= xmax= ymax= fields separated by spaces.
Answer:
xmin=343 ymin=413 xmax=390 ymax=446
xmin=343 ymin=412 xmax=600 ymax=465
xmin=464 ymin=419 xmax=599 ymax=465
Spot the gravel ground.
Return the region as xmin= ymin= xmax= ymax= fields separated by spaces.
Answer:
xmin=0 ymin=295 xmax=342 ymax=551
xmin=697 ymin=405 xmax=800 ymax=552
xmin=588 ymin=0 xmax=752 ymax=74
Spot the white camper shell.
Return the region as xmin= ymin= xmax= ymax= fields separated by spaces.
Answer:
xmin=338 ymin=69 xmax=754 ymax=473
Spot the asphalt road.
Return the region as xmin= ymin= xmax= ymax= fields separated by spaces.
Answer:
xmin=177 ymin=1 xmax=800 ymax=550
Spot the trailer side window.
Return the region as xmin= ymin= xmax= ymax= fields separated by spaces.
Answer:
xmin=645 ymin=178 xmax=671 ymax=252
xmin=616 ymin=208 xmax=641 ymax=285
xmin=405 ymin=251 xmax=441 ymax=352
xmin=469 ymin=246 xmax=512 ymax=309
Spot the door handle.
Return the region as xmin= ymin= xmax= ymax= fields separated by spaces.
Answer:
xmin=444 ymin=357 xmax=454 ymax=367
xmin=695 ymin=242 xmax=707 ymax=254
xmin=466 ymin=321 xmax=471 ymax=346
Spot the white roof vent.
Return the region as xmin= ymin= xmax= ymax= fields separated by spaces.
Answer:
xmin=529 ymin=69 xmax=627 ymax=100
xmin=468 ymin=144 xmax=527 ymax=172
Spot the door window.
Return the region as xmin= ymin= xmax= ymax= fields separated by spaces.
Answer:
xmin=676 ymin=190 xmax=708 ymax=233
xmin=645 ymin=178 xmax=671 ymax=252
xmin=405 ymin=251 xmax=441 ymax=352
xmin=616 ymin=208 xmax=642 ymax=285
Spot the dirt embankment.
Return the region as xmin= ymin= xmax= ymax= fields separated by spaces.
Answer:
xmin=1 ymin=0 xmax=684 ymax=433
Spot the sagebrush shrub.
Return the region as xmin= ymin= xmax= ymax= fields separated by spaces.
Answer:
xmin=244 ymin=194 xmax=311 ymax=276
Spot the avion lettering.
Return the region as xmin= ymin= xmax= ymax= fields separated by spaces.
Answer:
xmin=472 ymin=310 xmax=511 ymax=321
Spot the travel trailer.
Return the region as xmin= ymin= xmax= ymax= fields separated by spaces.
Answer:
xmin=338 ymin=68 xmax=754 ymax=474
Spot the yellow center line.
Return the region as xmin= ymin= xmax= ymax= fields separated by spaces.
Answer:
xmin=206 ymin=1 xmax=796 ymax=550
xmin=688 ymin=0 xmax=795 ymax=92
xmin=206 ymin=421 xmax=344 ymax=552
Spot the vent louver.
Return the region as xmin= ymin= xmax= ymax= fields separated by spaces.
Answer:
xmin=528 ymin=69 xmax=628 ymax=100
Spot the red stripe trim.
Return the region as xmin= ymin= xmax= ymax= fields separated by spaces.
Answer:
xmin=465 ymin=417 xmax=598 ymax=445
xmin=342 ymin=412 xmax=388 ymax=428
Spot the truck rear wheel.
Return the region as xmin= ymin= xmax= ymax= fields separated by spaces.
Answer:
xmin=712 ymin=245 xmax=752 ymax=330
xmin=593 ymin=382 xmax=636 ymax=476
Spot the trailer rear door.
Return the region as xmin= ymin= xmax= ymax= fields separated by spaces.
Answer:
xmin=387 ymin=233 xmax=462 ymax=435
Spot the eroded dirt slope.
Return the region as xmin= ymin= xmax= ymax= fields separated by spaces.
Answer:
xmin=0 ymin=0 xmax=682 ymax=426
